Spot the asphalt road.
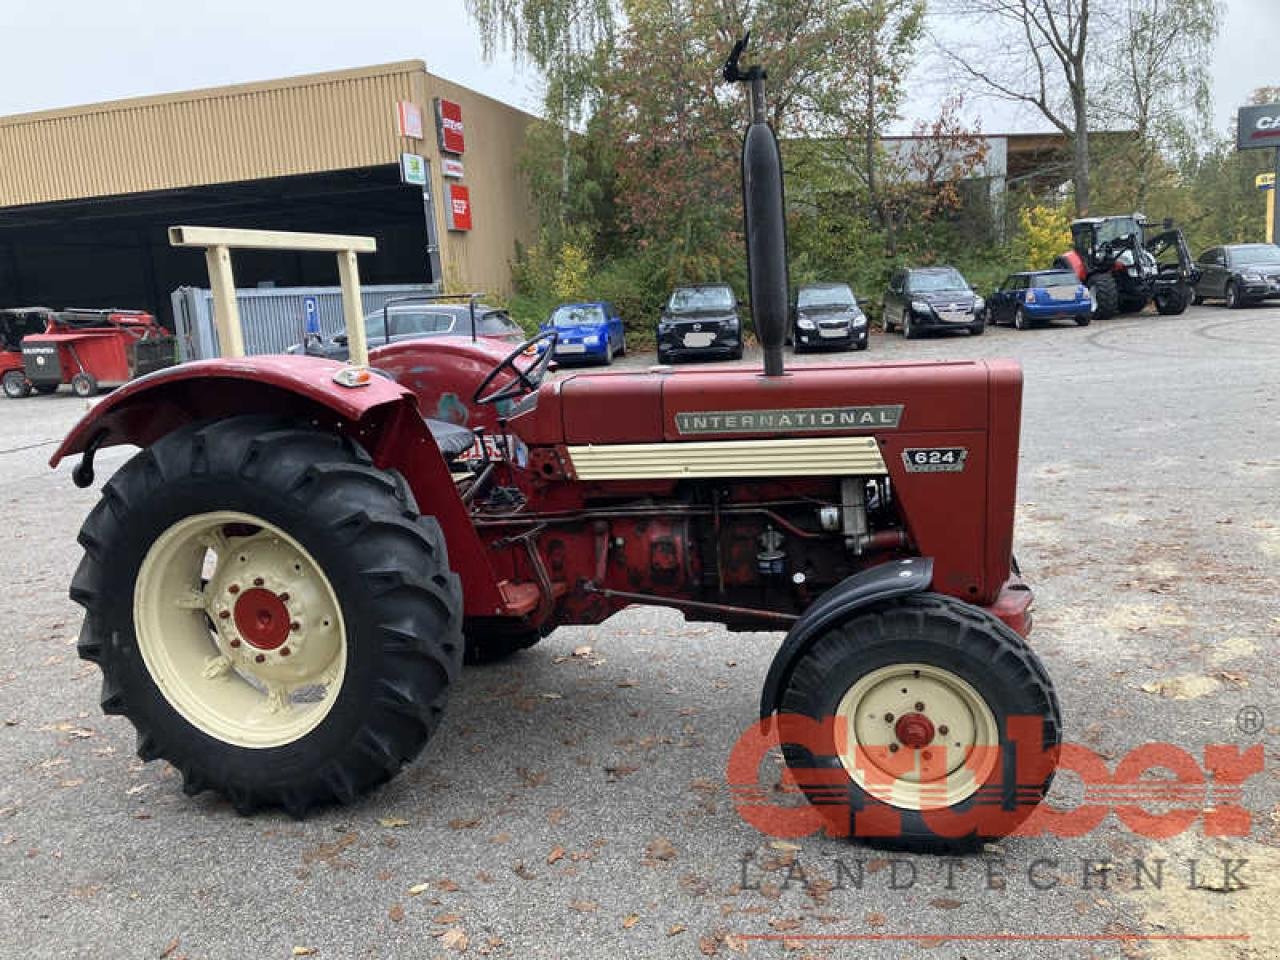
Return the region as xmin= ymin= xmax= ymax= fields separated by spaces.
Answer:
xmin=1 ymin=303 xmax=1277 ymax=960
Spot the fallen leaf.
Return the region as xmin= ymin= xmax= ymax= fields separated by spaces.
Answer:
xmin=569 ymin=899 xmax=598 ymax=913
xmin=866 ymin=912 xmax=887 ymax=927
xmin=449 ymin=817 xmax=481 ymax=830
xmin=291 ymin=949 xmax=316 ymax=957
xmin=768 ymin=917 xmax=801 ymax=931
xmin=573 ymin=645 xmax=594 ymax=657
xmin=388 ymin=903 xmax=405 ymax=923
xmin=645 ymin=837 xmax=678 ymax=862
xmin=434 ymin=913 xmax=462 ymax=925
xmin=666 ymin=924 xmax=686 ymax=937
xmin=768 ymin=840 xmax=801 ymax=852
xmin=377 ymin=817 xmax=409 ymax=828
xmin=436 ymin=878 xmax=461 ymax=892
xmin=699 ymin=935 xmax=719 ymax=956
xmin=547 ymin=807 xmax=567 ymax=825
xmin=546 ymin=845 xmax=565 ymax=865
xmin=408 ymin=882 xmax=431 ymax=896
xmin=606 ymin=764 xmax=640 ymax=781
xmin=930 ymin=897 xmax=964 ymax=910
xmin=539 ymin=692 xmax=563 ymax=700
xmin=439 ymin=927 xmax=469 ymax=952
xmin=159 ymin=938 xmax=180 ymax=958
xmin=622 ymin=914 xmax=640 ymax=929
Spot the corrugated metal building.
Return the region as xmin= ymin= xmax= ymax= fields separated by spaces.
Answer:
xmin=0 ymin=61 xmax=538 ymax=322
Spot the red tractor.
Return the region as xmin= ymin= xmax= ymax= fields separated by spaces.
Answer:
xmin=1056 ymin=214 xmax=1198 ymax=320
xmin=54 ymin=38 xmax=1059 ymax=849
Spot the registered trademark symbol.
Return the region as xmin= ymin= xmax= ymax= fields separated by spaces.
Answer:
xmin=1236 ymin=705 xmax=1264 ymax=736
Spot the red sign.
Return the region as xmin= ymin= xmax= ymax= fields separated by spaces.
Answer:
xmin=446 ymin=183 xmax=472 ymax=231
xmin=435 ymin=98 xmax=465 ymax=154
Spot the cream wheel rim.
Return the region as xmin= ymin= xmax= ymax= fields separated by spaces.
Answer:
xmin=133 ymin=511 xmax=347 ymax=749
xmin=834 ymin=662 xmax=999 ymax=810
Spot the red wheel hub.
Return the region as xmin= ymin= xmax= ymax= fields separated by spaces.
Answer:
xmin=233 ymin=588 xmax=290 ymax=650
xmin=894 ymin=712 xmax=935 ymax=749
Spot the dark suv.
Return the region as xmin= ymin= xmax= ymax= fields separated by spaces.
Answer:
xmin=1192 ymin=244 xmax=1280 ymax=308
xmin=656 ymin=283 xmax=744 ymax=363
xmin=882 ymin=266 xmax=985 ymax=338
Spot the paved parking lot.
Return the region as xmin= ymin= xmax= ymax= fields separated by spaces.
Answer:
xmin=2 ymin=303 xmax=1277 ymax=959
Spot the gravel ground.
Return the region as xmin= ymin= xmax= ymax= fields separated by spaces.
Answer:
xmin=1 ymin=303 xmax=1277 ymax=960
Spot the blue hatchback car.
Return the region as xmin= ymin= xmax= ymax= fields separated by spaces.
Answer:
xmin=986 ymin=270 xmax=1093 ymax=329
xmin=539 ymin=301 xmax=626 ymax=364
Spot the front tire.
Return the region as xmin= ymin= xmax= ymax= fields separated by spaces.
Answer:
xmin=777 ymin=594 xmax=1060 ymax=851
xmin=2 ymin=370 xmax=31 ymax=398
xmin=1226 ymin=280 xmax=1244 ymax=309
xmin=1154 ymin=284 xmax=1189 ymax=316
xmin=903 ymin=312 xmax=920 ymax=340
xmin=72 ymin=416 xmax=463 ymax=816
xmin=1088 ymin=274 xmax=1119 ymax=321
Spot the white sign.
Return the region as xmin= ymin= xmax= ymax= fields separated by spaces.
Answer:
xmin=400 ymin=153 xmax=427 ymax=186
xmin=442 ymin=157 xmax=465 ymax=179
xmin=396 ymin=101 xmax=424 ymax=140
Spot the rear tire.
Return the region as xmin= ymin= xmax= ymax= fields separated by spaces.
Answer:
xmin=1088 ymin=274 xmax=1119 ymax=321
xmin=72 ymin=415 xmax=463 ymax=816
xmin=71 ymin=373 xmax=98 ymax=398
xmin=1154 ymin=284 xmax=1189 ymax=316
xmin=2 ymin=370 xmax=31 ymax=398
xmin=777 ymin=594 xmax=1060 ymax=851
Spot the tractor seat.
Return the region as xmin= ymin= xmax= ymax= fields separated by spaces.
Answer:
xmin=424 ymin=417 xmax=477 ymax=461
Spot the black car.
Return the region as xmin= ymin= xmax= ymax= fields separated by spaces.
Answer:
xmin=656 ymin=283 xmax=744 ymax=363
xmin=288 ymin=301 xmax=523 ymax=359
xmin=792 ymin=282 xmax=868 ymax=351
xmin=882 ymin=266 xmax=985 ymax=338
xmin=1192 ymin=243 xmax=1280 ymax=308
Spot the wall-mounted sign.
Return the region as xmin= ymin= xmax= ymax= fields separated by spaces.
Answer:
xmin=446 ymin=183 xmax=472 ymax=231
xmin=1257 ymin=172 xmax=1276 ymax=190
xmin=396 ymin=101 xmax=424 ymax=140
xmin=1237 ymin=104 xmax=1280 ymax=151
xmin=400 ymin=153 xmax=427 ymax=186
xmin=435 ymin=98 xmax=465 ymax=154
xmin=442 ymin=156 xmax=465 ymax=179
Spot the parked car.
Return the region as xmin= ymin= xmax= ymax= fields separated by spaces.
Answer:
xmin=986 ymin=270 xmax=1093 ymax=329
xmin=882 ymin=266 xmax=985 ymax=338
xmin=1192 ymin=243 xmax=1280 ymax=308
xmin=289 ymin=300 xmax=523 ymax=359
xmin=656 ymin=283 xmax=744 ymax=363
xmin=538 ymin=301 xmax=626 ymax=365
xmin=791 ymin=282 xmax=868 ymax=351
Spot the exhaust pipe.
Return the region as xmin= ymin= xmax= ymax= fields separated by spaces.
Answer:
xmin=724 ymin=32 xmax=789 ymax=377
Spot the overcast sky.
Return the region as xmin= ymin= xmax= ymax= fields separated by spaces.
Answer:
xmin=0 ymin=0 xmax=1273 ymax=137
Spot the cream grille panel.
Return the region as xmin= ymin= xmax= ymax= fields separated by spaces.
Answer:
xmin=566 ymin=436 xmax=887 ymax=480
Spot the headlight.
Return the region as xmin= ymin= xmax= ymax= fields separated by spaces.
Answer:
xmin=851 ymin=313 xmax=867 ymax=327
xmin=910 ymin=300 xmax=931 ymax=313
xmin=973 ymin=297 xmax=985 ymax=311
xmin=797 ymin=316 xmax=815 ymax=330
xmin=584 ymin=335 xmax=600 ymax=346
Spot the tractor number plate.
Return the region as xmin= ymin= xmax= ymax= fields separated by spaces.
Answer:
xmin=901 ymin=447 xmax=968 ymax=473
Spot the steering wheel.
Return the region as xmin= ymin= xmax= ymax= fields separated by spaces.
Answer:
xmin=473 ymin=328 xmax=559 ymax=406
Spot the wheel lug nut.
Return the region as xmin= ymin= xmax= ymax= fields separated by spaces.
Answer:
xmin=888 ymin=743 xmax=899 ymax=753
xmin=228 ymin=584 xmax=240 ymax=595
xmin=280 ymin=647 xmax=291 ymax=657
xmin=279 ymin=592 xmax=289 ymax=602
xmin=218 ymin=610 xmax=230 ymax=620
xmin=253 ymin=577 xmax=264 ymax=587
xmin=884 ymin=712 xmax=894 ymax=723
xmin=938 ymin=725 xmax=949 ymax=736
xmin=290 ymin=621 xmax=300 ymax=632
xmin=914 ymin=701 xmax=925 ymax=711
xmin=254 ymin=654 xmax=266 ymax=663
xmin=229 ymin=639 xmax=241 ymax=648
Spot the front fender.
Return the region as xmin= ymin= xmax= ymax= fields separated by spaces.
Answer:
xmin=49 ymin=355 xmax=412 ymax=467
xmin=758 ymin=557 xmax=933 ymax=718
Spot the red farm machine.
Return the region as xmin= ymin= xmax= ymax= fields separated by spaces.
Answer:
xmin=54 ymin=37 xmax=1060 ymax=849
xmin=1055 ymin=213 xmax=1199 ymax=321
xmin=17 ymin=308 xmax=176 ymax=398
xmin=1 ymin=307 xmax=54 ymax=398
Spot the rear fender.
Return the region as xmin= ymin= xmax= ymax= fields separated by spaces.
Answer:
xmin=50 ymin=356 xmax=505 ymax=614
xmin=758 ymin=557 xmax=933 ymax=718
